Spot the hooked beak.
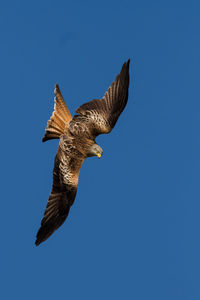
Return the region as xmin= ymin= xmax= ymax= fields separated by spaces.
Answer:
xmin=97 ymin=153 xmax=102 ymax=158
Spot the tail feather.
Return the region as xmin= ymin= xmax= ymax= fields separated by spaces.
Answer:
xmin=42 ymin=84 xmax=72 ymax=142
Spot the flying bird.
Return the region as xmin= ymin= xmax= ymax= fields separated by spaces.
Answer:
xmin=35 ymin=59 xmax=130 ymax=246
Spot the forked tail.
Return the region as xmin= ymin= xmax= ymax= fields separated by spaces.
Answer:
xmin=42 ymin=84 xmax=72 ymax=142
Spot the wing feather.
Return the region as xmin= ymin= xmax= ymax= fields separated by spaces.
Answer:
xmin=35 ymin=145 xmax=84 ymax=246
xmin=73 ymin=59 xmax=130 ymax=138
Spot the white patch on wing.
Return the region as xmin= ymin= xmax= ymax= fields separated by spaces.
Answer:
xmin=59 ymin=153 xmax=79 ymax=187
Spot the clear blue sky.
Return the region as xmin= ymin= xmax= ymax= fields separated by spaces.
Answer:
xmin=1 ymin=0 xmax=200 ymax=299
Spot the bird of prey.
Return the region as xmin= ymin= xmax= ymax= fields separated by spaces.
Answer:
xmin=35 ymin=59 xmax=130 ymax=246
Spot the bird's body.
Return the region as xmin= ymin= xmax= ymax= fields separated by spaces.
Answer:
xmin=35 ymin=59 xmax=130 ymax=246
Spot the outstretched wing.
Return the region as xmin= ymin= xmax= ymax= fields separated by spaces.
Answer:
xmin=71 ymin=59 xmax=130 ymax=139
xmin=35 ymin=144 xmax=84 ymax=246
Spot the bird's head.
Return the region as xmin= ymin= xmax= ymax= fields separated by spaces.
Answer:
xmin=87 ymin=143 xmax=103 ymax=158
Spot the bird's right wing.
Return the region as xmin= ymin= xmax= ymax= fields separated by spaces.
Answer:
xmin=35 ymin=145 xmax=84 ymax=246
xmin=72 ymin=59 xmax=130 ymax=139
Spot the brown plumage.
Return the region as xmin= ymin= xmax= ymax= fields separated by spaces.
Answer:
xmin=35 ymin=59 xmax=130 ymax=246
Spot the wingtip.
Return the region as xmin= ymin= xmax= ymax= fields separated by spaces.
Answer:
xmin=35 ymin=226 xmax=48 ymax=246
xmin=122 ymin=59 xmax=130 ymax=71
xmin=35 ymin=230 xmax=43 ymax=246
xmin=35 ymin=240 xmax=40 ymax=247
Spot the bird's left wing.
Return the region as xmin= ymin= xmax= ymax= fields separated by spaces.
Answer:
xmin=35 ymin=144 xmax=84 ymax=246
xmin=71 ymin=59 xmax=130 ymax=139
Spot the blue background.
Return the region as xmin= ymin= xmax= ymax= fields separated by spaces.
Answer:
xmin=1 ymin=0 xmax=200 ymax=299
